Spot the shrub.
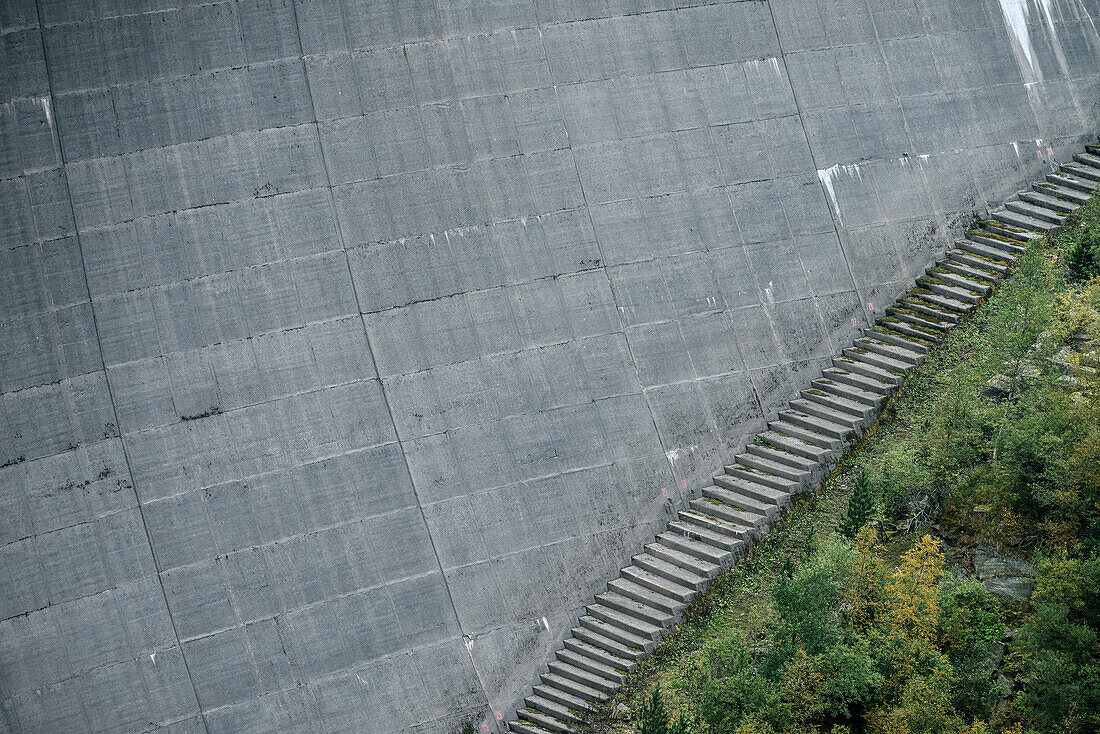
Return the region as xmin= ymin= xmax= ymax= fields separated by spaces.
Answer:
xmin=840 ymin=472 xmax=877 ymax=539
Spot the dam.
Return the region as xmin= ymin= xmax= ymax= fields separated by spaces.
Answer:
xmin=2 ymin=1 xmax=1100 ymax=732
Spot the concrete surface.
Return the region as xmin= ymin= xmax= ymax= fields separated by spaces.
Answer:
xmin=1 ymin=0 xmax=1099 ymax=732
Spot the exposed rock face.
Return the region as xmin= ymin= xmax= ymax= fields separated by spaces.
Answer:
xmin=2 ymin=1 xmax=1100 ymax=732
xmin=974 ymin=544 xmax=1037 ymax=602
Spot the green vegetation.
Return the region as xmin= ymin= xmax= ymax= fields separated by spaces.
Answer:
xmin=585 ymin=198 xmax=1100 ymax=734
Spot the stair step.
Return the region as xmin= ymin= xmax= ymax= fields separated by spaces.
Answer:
xmin=576 ymin=616 xmax=655 ymax=655
xmin=788 ymin=398 xmax=865 ymax=432
xmin=533 ymin=684 xmax=595 ymax=715
xmin=917 ymin=277 xmax=983 ymax=305
xmin=736 ymin=449 xmax=815 ymax=481
xmin=855 ymin=336 xmax=924 ymax=365
xmin=540 ymin=672 xmax=608 ymax=704
xmin=768 ymin=418 xmax=845 ymax=450
xmin=594 ymin=591 xmax=674 ymax=627
xmin=926 ymin=268 xmax=992 ymax=295
xmin=608 ymin=577 xmax=688 ymax=616
xmin=723 ymin=462 xmax=801 ymax=492
xmin=698 ymin=486 xmax=777 ymax=522
xmin=812 ymin=376 xmax=885 ymax=407
xmin=957 ymin=237 xmax=1018 ymax=262
xmin=842 ymin=345 xmax=914 ymax=374
xmin=820 ymin=366 xmax=895 ymax=395
xmin=584 ymin=604 xmax=664 ymax=641
xmin=745 ymin=442 xmax=823 ymax=472
xmin=968 ymin=228 xmax=1029 ymax=253
xmin=868 ymin=324 xmax=935 ymax=351
xmin=936 ymin=257 xmax=1002 ymax=284
xmin=715 ymin=471 xmax=794 ymax=503
xmin=680 ymin=508 xmax=757 ymax=541
xmin=988 ymin=209 xmax=1051 ymax=235
xmin=1017 ymin=189 xmax=1078 ymax=213
xmin=563 ymin=637 xmax=639 ymax=673
xmin=511 ymin=719 xmax=564 ymax=734
xmin=800 ymin=387 xmax=877 ymax=421
xmin=525 ymin=694 xmax=583 ymax=726
xmin=644 ymin=541 xmax=723 ymax=578
xmin=1047 ymin=171 xmax=1097 ymax=194
xmin=546 ymin=660 xmax=618 ymax=695
xmin=1033 ymin=180 xmax=1090 ymax=204
xmin=897 ymin=297 xmax=960 ymax=325
xmin=831 ymin=356 xmax=905 ymax=388
xmin=757 ymin=429 xmax=835 ymax=461
xmin=1005 ymin=199 xmax=1067 ymax=225
xmin=620 ymin=564 xmax=697 ymax=603
xmin=572 ymin=625 xmax=648 ymax=662
xmin=1073 ymin=151 xmax=1100 ymax=169
xmin=631 ymin=554 xmax=708 ymax=591
xmin=555 ymin=647 xmax=629 ymax=685
xmin=667 ymin=518 xmax=745 ymax=553
xmin=656 ymin=530 xmax=733 ymax=566
xmin=1061 ymin=162 xmax=1100 ymax=182
xmin=778 ymin=407 xmax=855 ymax=441
xmin=908 ymin=290 xmax=975 ymax=316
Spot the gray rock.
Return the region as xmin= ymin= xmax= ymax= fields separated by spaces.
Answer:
xmin=974 ymin=545 xmax=1036 ymax=602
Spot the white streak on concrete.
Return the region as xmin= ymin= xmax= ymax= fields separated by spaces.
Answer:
xmin=817 ymin=163 xmax=862 ymax=226
xmin=39 ymin=97 xmax=52 ymax=129
xmin=999 ymin=0 xmax=1039 ymax=77
xmin=1013 ymin=141 xmax=1021 ymax=157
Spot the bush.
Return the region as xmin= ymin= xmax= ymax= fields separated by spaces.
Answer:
xmin=839 ymin=473 xmax=876 ymax=539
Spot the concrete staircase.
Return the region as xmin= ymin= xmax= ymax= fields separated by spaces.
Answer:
xmin=504 ymin=145 xmax=1097 ymax=734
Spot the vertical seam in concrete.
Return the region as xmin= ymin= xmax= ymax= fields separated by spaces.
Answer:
xmin=284 ymin=3 xmax=490 ymax=727
xmin=29 ymin=4 xmax=212 ymax=733
xmin=763 ymin=0 xmax=868 ymax=341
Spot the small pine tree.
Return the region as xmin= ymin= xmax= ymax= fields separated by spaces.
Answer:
xmin=1066 ymin=236 xmax=1098 ymax=281
xmin=839 ymin=473 xmax=876 ymax=539
xmin=638 ymin=685 xmax=669 ymax=734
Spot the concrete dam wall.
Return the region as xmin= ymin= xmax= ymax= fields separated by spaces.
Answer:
xmin=2 ymin=1 xmax=1100 ymax=732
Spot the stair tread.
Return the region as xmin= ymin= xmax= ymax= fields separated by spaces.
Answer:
xmin=788 ymin=398 xmax=864 ymax=428
xmin=620 ymin=564 xmax=697 ymax=603
xmin=735 ymin=451 xmax=814 ymax=478
xmin=533 ymin=684 xmax=594 ymax=713
xmin=1034 ymin=181 xmax=1090 ymax=203
xmin=681 ymin=507 xmax=758 ymax=539
xmin=757 ymin=430 xmax=834 ymax=461
xmin=668 ymin=518 xmax=745 ymax=551
xmin=526 ymin=694 xmax=583 ymax=724
xmin=518 ymin=707 xmax=575 ymax=733
xmin=594 ymin=591 xmax=674 ymax=626
xmin=812 ymin=376 xmax=885 ymax=406
xmin=564 ymin=637 xmax=639 ymax=671
xmin=656 ymin=530 xmax=732 ymax=565
xmin=909 ymin=290 xmax=976 ymax=315
xmin=801 ymin=386 xmax=875 ymax=417
xmin=989 ymin=212 xmax=1050 ymax=234
xmin=937 ymin=258 xmax=1002 ymax=283
xmin=746 ymin=442 xmax=822 ymax=470
xmin=547 ymin=660 xmax=619 ymax=694
xmin=717 ymin=470 xmax=795 ymax=501
xmin=631 ymin=554 xmax=708 ymax=590
xmin=541 ymin=672 xmax=608 ymax=703
xmin=699 ymin=485 xmax=776 ymax=519
xmin=1018 ymin=189 xmax=1079 ymax=213
xmin=572 ymin=624 xmax=647 ymax=661
xmin=855 ymin=336 xmax=924 ymax=363
xmin=1005 ymin=199 xmax=1067 ymax=224
xmin=768 ymin=418 xmax=845 ymax=449
xmin=584 ymin=604 xmax=663 ymax=638
xmin=644 ymin=541 xmax=723 ymax=576
xmin=608 ymin=577 xmax=688 ymax=615
xmin=955 ymin=238 xmax=1018 ymax=262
